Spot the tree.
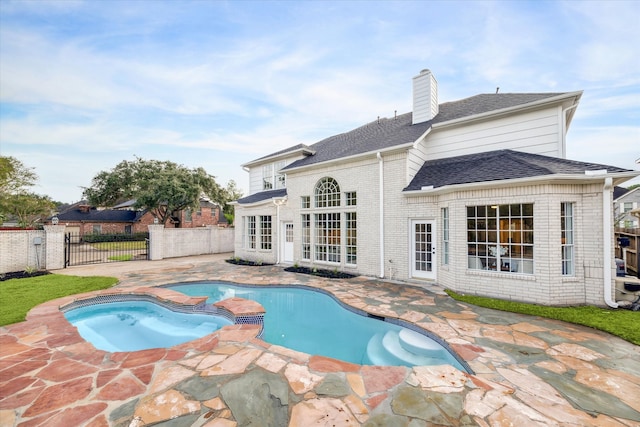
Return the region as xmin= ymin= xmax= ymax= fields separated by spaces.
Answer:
xmin=0 ymin=156 xmax=55 ymax=227
xmin=4 ymin=193 xmax=56 ymax=228
xmin=1 ymin=156 xmax=37 ymax=195
xmin=221 ymin=180 xmax=244 ymax=225
xmin=83 ymin=158 xmax=224 ymax=225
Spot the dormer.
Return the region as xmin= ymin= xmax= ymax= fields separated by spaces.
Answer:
xmin=242 ymin=144 xmax=315 ymax=195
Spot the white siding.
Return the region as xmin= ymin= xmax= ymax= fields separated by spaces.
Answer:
xmin=406 ymin=141 xmax=428 ymax=186
xmin=423 ymin=106 xmax=564 ymax=160
xmin=246 ymin=154 xmax=307 ymax=195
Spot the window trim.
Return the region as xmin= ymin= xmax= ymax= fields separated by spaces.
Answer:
xmin=314 ymin=177 xmax=341 ymax=208
xmin=245 ymin=216 xmax=256 ymax=249
xmin=441 ymin=207 xmax=449 ymax=265
xmin=561 ymin=202 xmax=575 ymax=276
xmin=467 ymin=203 xmax=534 ymax=274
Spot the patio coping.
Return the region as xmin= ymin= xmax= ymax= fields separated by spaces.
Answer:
xmin=1 ymin=254 xmax=639 ymax=426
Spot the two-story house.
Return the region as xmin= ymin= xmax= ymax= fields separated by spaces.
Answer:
xmin=233 ymin=69 xmax=639 ymax=307
xmin=614 ymin=187 xmax=640 ymax=229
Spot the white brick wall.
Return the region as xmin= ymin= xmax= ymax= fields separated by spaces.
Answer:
xmin=234 ymin=204 xmax=279 ymax=265
xmin=0 ymin=230 xmax=46 ymax=273
xmin=236 ymin=152 xmax=614 ymax=306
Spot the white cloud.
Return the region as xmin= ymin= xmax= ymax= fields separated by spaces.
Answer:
xmin=2 ymin=0 xmax=640 ymax=201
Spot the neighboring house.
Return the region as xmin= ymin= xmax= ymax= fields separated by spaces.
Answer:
xmin=614 ymin=187 xmax=640 ymax=229
xmin=233 ymin=69 xmax=639 ymax=307
xmin=46 ymin=201 xmax=153 ymax=236
xmin=47 ymin=198 xmax=225 ymax=236
xmin=112 ymin=198 xmax=227 ymax=229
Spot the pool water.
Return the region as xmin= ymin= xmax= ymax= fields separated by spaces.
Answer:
xmin=168 ymin=282 xmax=467 ymax=370
xmin=64 ymin=301 xmax=233 ymax=352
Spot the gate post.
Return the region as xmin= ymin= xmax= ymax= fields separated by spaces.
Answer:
xmin=44 ymin=225 xmax=66 ymax=270
xmin=147 ymin=224 xmax=165 ymax=260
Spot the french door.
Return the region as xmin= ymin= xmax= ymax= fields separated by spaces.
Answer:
xmin=282 ymin=222 xmax=294 ymax=263
xmin=411 ymin=220 xmax=436 ymax=279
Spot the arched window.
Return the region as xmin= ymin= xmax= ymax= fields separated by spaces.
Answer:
xmin=314 ymin=177 xmax=341 ymax=208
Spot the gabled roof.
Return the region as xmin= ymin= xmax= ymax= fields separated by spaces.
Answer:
xmin=55 ymin=208 xmax=147 ymax=222
xmin=404 ymin=149 xmax=633 ymax=191
xmin=236 ymin=189 xmax=287 ymax=205
xmin=614 ymin=186 xmax=630 ymax=200
xmin=243 ymin=144 xmax=315 ymax=168
xmin=281 ymin=92 xmax=573 ymax=171
xmin=614 ymin=186 xmax=640 ymax=201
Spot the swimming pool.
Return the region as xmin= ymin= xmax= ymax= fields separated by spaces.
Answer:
xmin=167 ymin=282 xmax=468 ymax=371
xmin=64 ymin=300 xmax=233 ymax=352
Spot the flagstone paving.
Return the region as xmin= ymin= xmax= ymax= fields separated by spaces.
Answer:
xmin=1 ymin=254 xmax=640 ymax=426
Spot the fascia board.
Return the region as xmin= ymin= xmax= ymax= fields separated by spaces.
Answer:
xmin=283 ymin=142 xmax=415 ymax=174
xmin=403 ymin=170 xmax=640 ymax=197
xmin=235 ymin=196 xmax=287 ymax=208
xmin=432 ymin=91 xmax=584 ymax=130
xmin=242 ymin=148 xmax=315 ymax=168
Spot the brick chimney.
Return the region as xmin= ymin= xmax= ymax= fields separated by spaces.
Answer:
xmin=412 ymin=69 xmax=438 ymax=125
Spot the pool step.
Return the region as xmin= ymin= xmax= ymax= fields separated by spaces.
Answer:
xmin=365 ymin=330 xmax=450 ymax=367
xmin=398 ymin=329 xmax=447 ymax=359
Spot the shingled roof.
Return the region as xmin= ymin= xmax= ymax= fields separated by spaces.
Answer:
xmin=236 ymin=188 xmax=287 ymax=205
xmin=282 ymin=93 xmax=568 ymax=170
xmin=55 ymin=208 xmax=147 ymax=222
xmin=404 ymin=149 xmax=633 ymax=191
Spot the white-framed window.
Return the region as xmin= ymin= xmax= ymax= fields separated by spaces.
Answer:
xmin=315 ymin=212 xmax=341 ymax=262
xmin=185 ymin=208 xmax=192 ymax=222
xmin=260 ymin=216 xmax=272 ymax=250
xmin=92 ymin=224 xmax=101 ymax=234
xmin=441 ymin=207 xmax=449 ymax=265
xmin=561 ymin=202 xmax=575 ymax=276
xmin=262 ymin=161 xmax=286 ymax=191
xmin=262 ymin=165 xmax=273 ymax=190
xmin=275 ymin=161 xmax=286 ymax=189
xmin=301 ymin=214 xmax=311 ymax=260
xmin=304 ymin=177 xmax=357 ymax=266
xmin=245 ymin=216 xmax=256 ymax=249
xmin=467 ymin=204 xmax=534 ymax=274
xmin=301 ymin=196 xmax=310 ymax=209
xmin=315 ymin=177 xmax=341 ymax=208
xmin=346 ymin=212 xmax=357 ymax=264
xmin=345 ymin=191 xmax=357 ymax=206
xmin=622 ymin=202 xmax=634 ymax=213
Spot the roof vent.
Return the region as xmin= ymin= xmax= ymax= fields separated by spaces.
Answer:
xmin=585 ymin=169 xmax=608 ymax=175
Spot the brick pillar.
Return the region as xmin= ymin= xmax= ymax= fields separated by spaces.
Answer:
xmin=148 ymin=224 xmax=165 ymax=260
xmin=44 ymin=225 xmax=66 ymax=270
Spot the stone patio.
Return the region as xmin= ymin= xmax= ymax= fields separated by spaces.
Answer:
xmin=1 ymin=254 xmax=639 ymax=426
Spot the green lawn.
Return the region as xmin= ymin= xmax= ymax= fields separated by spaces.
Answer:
xmin=92 ymin=241 xmax=146 ymax=250
xmin=108 ymin=254 xmax=134 ymax=261
xmin=0 ymin=274 xmax=118 ymax=326
xmin=446 ymin=290 xmax=640 ymax=346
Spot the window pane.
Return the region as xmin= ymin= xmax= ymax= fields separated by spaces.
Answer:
xmin=467 ymin=203 xmax=534 ymax=273
xmin=315 ymin=177 xmax=341 ymax=208
xmin=260 ymin=216 xmax=272 ymax=250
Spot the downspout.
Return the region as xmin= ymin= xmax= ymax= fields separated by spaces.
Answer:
xmin=274 ymin=199 xmax=281 ymax=264
xmin=377 ymin=152 xmax=384 ymax=278
xmin=603 ymin=177 xmax=618 ymax=308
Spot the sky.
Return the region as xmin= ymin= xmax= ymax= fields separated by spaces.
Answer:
xmin=1 ymin=0 xmax=639 ymax=204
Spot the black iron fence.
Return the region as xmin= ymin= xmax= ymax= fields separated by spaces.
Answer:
xmin=64 ymin=232 xmax=149 ymax=267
